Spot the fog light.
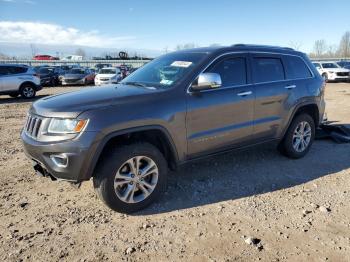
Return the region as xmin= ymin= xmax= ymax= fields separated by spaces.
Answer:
xmin=50 ymin=154 xmax=68 ymax=168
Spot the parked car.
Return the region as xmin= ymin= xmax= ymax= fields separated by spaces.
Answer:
xmin=21 ymin=45 xmax=325 ymax=213
xmin=35 ymin=66 xmax=60 ymax=86
xmin=337 ymin=61 xmax=350 ymax=70
xmin=94 ymin=67 xmax=121 ymax=85
xmin=312 ymin=61 xmax=350 ymax=82
xmin=61 ymin=68 xmax=95 ymax=86
xmin=0 ymin=64 xmax=41 ymax=98
xmin=33 ymin=55 xmax=59 ymax=60
xmin=95 ymin=63 xmax=113 ymax=73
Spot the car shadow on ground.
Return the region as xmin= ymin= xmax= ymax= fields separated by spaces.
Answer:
xmin=137 ymin=139 xmax=350 ymax=215
xmin=0 ymin=95 xmax=49 ymax=105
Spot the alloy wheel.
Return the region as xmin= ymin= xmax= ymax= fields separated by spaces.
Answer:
xmin=23 ymin=87 xmax=35 ymax=98
xmin=292 ymin=121 xmax=312 ymax=152
xmin=114 ymin=156 xmax=158 ymax=203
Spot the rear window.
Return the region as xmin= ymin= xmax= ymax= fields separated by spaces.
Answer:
xmin=253 ymin=57 xmax=285 ymax=83
xmin=283 ymin=56 xmax=312 ymax=79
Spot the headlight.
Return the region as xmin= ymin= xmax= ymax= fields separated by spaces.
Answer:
xmin=329 ymin=71 xmax=334 ymax=74
xmin=47 ymin=118 xmax=88 ymax=134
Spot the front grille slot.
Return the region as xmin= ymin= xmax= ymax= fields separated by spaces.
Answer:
xmin=25 ymin=115 xmax=42 ymax=139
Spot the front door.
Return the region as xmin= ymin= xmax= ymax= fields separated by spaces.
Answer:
xmin=186 ymin=54 xmax=255 ymax=157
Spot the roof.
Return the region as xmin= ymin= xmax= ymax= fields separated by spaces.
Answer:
xmin=176 ymin=44 xmax=301 ymax=55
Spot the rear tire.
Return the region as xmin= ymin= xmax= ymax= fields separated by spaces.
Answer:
xmin=279 ymin=114 xmax=315 ymax=159
xmin=20 ymin=84 xmax=36 ymax=99
xmin=93 ymin=143 xmax=168 ymax=213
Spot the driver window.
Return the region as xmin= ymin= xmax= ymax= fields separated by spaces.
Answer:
xmin=206 ymin=57 xmax=247 ymax=87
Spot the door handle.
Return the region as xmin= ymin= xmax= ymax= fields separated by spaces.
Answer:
xmin=285 ymin=85 xmax=296 ymax=89
xmin=237 ymin=91 xmax=252 ymax=97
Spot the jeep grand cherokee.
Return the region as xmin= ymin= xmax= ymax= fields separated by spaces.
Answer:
xmin=21 ymin=45 xmax=326 ymax=213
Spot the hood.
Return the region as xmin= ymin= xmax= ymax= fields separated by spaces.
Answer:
xmin=63 ymin=73 xmax=85 ymax=79
xmin=30 ymin=84 xmax=159 ymax=118
xmin=96 ymin=73 xmax=116 ymax=78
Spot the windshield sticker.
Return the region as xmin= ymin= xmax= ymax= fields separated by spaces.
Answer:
xmin=160 ymin=79 xmax=174 ymax=85
xmin=171 ymin=61 xmax=193 ymax=68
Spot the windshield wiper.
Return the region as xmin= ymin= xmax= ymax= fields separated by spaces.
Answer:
xmin=121 ymin=81 xmax=148 ymax=87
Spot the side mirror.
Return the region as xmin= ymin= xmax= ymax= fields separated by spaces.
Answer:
xmin=191 ymin=72 xmax=222 ymax=91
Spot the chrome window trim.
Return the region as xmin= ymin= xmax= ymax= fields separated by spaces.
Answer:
xmin=187 ymin=51 xmax=315 ymax=94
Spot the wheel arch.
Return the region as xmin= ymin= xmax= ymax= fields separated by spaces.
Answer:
xmin=84 ymin=125 xmax=179 ymax=181
xmin=19 ymin=81 xmax=36 ymax=90
xmin=281 ymin=102 xmax=320 ymax=139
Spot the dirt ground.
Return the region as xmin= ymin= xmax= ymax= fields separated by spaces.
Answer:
xmin=0 ymin=83 xmax=350 ymax=262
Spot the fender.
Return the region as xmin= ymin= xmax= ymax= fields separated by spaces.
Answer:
xmin=79 ymin=125 xmax=179 ymax=181
xmin=280 ymin=100 xmax=319 ymax=139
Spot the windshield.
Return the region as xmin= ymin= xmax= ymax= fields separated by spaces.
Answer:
xmin=69 ymin=68 xmax=85 ymax=74
xmin=322 ymin=63 xmax=339 ymax=69
xmin=99 ymin=68 xmax=118 ymax=74
xmin=121 ymin=52 xmax=207 ymax=88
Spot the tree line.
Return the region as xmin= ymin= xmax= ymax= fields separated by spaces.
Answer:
xmin=309 ymin=31 xmax=350 ymax=58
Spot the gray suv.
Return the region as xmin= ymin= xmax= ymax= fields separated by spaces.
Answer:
xmin=21 ymin=45 xmax=325 ymax=213
xmin=0 ymin=64 xmax=42 ymax=98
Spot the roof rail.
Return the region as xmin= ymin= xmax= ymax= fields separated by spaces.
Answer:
xmin=231 ymin=44 xmax=294 ymax=51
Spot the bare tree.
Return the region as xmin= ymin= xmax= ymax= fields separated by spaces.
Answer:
xmin=75 ymin=48 xmax=86 ymax=58
xmin=326 ymin=44 xmax=338 ymax=58
xmin=338 ymin=31 xmax=350 ymax=58
xmin=313 ymin=40 xmax=327 ymax=57
xmin=288 ymin=41 xmax=302 ymax=51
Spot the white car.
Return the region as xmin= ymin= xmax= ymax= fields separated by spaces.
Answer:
xmin=94 ymin=67 xmax=121 ymax=86
xmin=312 ymin=61 xmax=350 ymax=82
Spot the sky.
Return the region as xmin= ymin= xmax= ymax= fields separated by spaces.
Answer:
xmin=0 ymin=0 xmax=349 ymax=55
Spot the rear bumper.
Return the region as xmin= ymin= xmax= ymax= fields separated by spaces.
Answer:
xmin=21 ymin=130 xmax=100 ymax=182
xmin=62 ymin=79 xmax=85 ymax=85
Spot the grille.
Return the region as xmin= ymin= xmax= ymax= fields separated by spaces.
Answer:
xmin=337 ymin=72 xmax=349 ymax=77
xmin=25 ymin=114 xmax=42 ymax=138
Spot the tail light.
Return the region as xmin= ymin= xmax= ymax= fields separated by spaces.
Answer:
xmin=33 ymin=73 xmax=40 ymax=78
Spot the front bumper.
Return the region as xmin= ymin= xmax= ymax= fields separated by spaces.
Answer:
xmin=21 ymin=130 xmax=100 ymax=182
xmin=95 ymin=79 xmax=116 ymax=85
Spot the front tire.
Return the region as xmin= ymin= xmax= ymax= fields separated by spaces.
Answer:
xmin=93 ymin=143 xmax=168 ymax=213
xmin=279 ymin=114 xmax=315 ymax=159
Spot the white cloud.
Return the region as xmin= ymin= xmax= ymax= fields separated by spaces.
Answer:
xmin=0 ymin=21 xmax=136 ymax=47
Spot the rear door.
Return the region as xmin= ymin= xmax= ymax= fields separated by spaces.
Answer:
xmin=1 ymin=66 xmax=28 ymax=92
xmin=186 ymin=53 xmax=255 ymax=156
xmin=250 ymin=53 xmax=293 ymax=141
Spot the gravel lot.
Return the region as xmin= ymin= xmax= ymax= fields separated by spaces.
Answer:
xmin=0 ymin=83 xmax=350 ymax=261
